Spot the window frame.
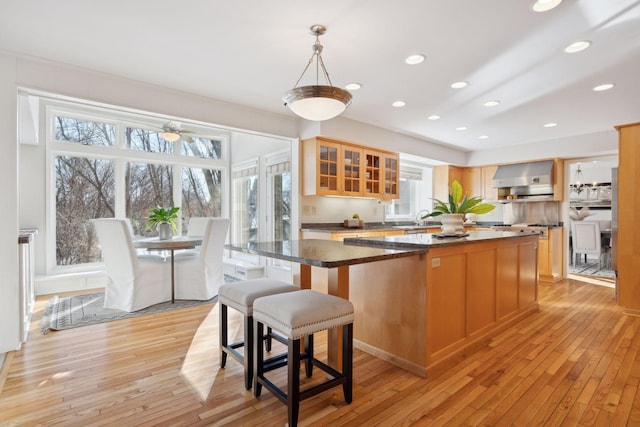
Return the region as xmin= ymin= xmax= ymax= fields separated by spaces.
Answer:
xmin=44 ymin=101 xmax=230 ymax=274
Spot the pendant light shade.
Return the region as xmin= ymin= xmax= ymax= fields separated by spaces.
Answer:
xmin=283 ymin=25 xmax=352 ymax=121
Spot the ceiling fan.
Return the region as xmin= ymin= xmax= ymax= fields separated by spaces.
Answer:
xmin=158 ymin=121 xmax=195 ymax=143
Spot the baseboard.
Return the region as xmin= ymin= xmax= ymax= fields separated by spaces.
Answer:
xmin=354 ymin=339 xmax=427 ymax=378
xmin=36 ymin=271 xmax=108 ymax=296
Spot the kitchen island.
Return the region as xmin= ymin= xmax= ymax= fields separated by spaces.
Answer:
xmin=341 ymin=230 xmax=540 ymax=376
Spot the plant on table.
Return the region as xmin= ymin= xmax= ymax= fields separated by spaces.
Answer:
xmin=146 ymin=206 xmax=180 ymax=234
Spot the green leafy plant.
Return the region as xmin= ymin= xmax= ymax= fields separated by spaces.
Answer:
xmin=146 ymin=206 xmax=180 ymax=232
xmin=422 ymin=180 xmax=495 ymax=219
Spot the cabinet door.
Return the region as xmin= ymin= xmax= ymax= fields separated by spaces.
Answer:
xmin=364 ymin=151 xmax=382 ymax=196
xmin=481 ymin=165 xmax=498 ymax=201
xmin=316 ymin=140 xmax=341 ymax=196
xmin=382 ymin=154 xmax=399 ymax=199
xmin=342 ymin=146 xmax=364 ymax=196
xmin=464 ymin=167 xmax=482 ymax=199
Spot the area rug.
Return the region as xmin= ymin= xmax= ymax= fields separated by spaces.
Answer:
xmin=568 ymin=262 xmax=616 ymax=279
xmin=40 ymin=292 xmax=218 ymax=334
xmin=40 ymin=274 xmax=241 ymax=334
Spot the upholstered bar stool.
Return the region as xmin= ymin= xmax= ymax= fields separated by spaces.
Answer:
xmin=218 ymin=278 xmax=298 ymax=390
xmin=253 ymin=289 xmax=354 ymax=427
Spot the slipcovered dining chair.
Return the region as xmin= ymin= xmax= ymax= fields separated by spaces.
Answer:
xmin=174 ymin=218 xmax=230 ymax=300
xmin=173 ymin=216 xmax=213 ymax=259
xmin=186 ymin=217 xmax=213 ymax=237
xmin=92 ymin=218 xmax=171 ymax=312
xmin=571 ymin=221 xmax=609 ymax=269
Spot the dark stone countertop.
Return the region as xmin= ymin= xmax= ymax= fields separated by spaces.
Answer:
xmin=300 ymin=221 xmax=501 ymax=233
xmin=344 ymin=230 xmax=540 ymax=250
xmin=226 ymin=239 xmax=427 ymax=268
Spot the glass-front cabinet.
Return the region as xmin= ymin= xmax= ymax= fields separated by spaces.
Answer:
xmin=383 ymin=154 xmax=399 ymax=199
xmin=316 ymin=140 xmax=340 ymax=195
xmin=342 ymin=146 xmax=364 ymax=196
xmin=302 ymin=137 xmax=398 ymax=199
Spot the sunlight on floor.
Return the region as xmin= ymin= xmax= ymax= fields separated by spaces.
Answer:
xmin=567 ymin=273 xmax=615 ymax=288
xmin=180 ymin=303 xmax=243 ymax=400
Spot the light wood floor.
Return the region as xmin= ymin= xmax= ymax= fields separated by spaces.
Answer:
xmin=1 ymin=277 xmax=639 ymax=426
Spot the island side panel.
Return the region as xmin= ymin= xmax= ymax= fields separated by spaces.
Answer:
xmin=497 ymin=245 xmax=519 ymax=320
xmin=349 ymin=254 xmax=427 ymax=376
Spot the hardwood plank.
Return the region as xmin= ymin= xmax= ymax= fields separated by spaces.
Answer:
xmin=1 ymin=278 xmax=638 ymax=426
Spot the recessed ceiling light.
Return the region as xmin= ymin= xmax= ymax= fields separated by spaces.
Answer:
xmin=345 ymin=83 xmax=362 ymax=90
xmin=456 ymin=126 xmax=467 ymax=131
xmin=593 ymin=83 xmax=615 ymax=91
xmin=405 ymin=54 xmax=425 ymax=65
xmin=427 ymin=115 xmax=441 ymax=120
xmin=478 ymin=135 xmax=489 ymax=140
xmin=531 ymin=0 xmax=563 ymax=12
xmin=544 ymin=122 xmax=558 ymax=127
xmin=564 ymin=40 xmax=591 ymax=53
xmin=483 ymin=100 xmax=500 ymax=107
xmin=451 ymin=81 xmax=468 ymax=89
xmin=392 ymin=101 xmax=406 ymax=107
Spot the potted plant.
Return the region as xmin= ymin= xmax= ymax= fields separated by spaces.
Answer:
xmin=422 ymin=180 xmax=495 ymax=235
xmin=146 ymin=206 xmax=180 ymax=240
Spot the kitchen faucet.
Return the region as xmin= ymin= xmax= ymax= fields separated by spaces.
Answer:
xmin=415 ymin=209 xmax=430 ymax=225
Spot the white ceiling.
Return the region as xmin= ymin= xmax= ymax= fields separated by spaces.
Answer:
xmin=1 ymin=0 xmax=639 ymax=152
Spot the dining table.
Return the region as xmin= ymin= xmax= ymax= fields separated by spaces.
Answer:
xmin=225 ymin=239 xmax=426 ymax=368
xmin=134 ymin=236 xmax=202 ymax=303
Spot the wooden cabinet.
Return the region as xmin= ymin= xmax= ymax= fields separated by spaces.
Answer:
xmin=301 ymin=229 xmax=405 ymax=241
xmin=424 ymin=235 xmax=539 ymax=373
xmin=537 ymin=227 xmax=563 ymax=282
xmin=463 ymin=165 xmax=498 ymax=201
xmin=551 ymin=158 xmax=564 ymax=201
xmin=615 ymin=122 xmax=640 ymax=315
xmin=433 ymin=165 xmax=464 ymax=202
xmin=302 ymin=137 xmax=398 ymax=199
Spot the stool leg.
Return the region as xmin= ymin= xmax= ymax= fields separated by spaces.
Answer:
xmin=288 ymin=338 xmax=301 ymax=427
xmin=304 ymin=334 xmax=313 ymax=378
xmin=253 ymin=320 xmax=264 ymax=397
xmin=266 ymin=326 xmax=273 ymax=352
xmin=220 ymin=303 xmax=228 ymax=368
xmin=343 ymin=323 xmax=353 ymax=404
xmin=244 ymin=315 xmax=253 ymax=390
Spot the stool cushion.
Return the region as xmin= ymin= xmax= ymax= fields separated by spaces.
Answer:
xmin=219 ymin=279 xmax=298 ymax=316
xmin=253 ymin=290 xmax=354 ymax=340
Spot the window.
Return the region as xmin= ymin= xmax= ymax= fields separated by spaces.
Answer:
xmin=55 ymin=155 xmax=115 ymax=265
xmin=49 ymin=106 xmax=227 ymax=270
xmin=231 ymin=163 xmax=259 ymax=245
xmin=386 ymin=165 xmax=432 ymax=220
xmin=125 ymin=162 xmax=173 ymax=236
xmin=268 ymin=158 xmax=291 ymax=270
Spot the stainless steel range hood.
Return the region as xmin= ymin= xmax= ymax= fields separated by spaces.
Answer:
xmin=492 ymin=160 xmax=554 ymax=188
xmin=492 ymin=160 xmax=555 ymax=201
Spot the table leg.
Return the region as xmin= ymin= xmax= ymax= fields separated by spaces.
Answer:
xmin=170 ymin=249 xmax=175 ymax=304
xmin=300 ymin=264 xmax=312 ymax=290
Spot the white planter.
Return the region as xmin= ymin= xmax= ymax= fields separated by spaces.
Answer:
xmin=440 ymin=214 xmax=465 ymax=235
xmin=158 ymin=222 xmax=173 ymax=240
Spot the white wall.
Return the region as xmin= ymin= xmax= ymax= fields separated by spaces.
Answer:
xmin=467 ymin=130 xmax=618 ymax=166
xmin=0 ymin=53 xmax=20 ymax=353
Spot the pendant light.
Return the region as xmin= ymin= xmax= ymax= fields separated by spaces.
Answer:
xmin=282 ymin=25 xmax=353 ymax=121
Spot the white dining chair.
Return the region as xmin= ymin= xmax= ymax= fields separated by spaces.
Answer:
xmin=174 ymin=218 xmax=230 ymax=300
xmin=92 ymin=218 xmax=172 ymax=312
xmin=186 ymin=217 xmax=213 ymax=237
xmin=571 ymin=221 xmax=609 ymax=269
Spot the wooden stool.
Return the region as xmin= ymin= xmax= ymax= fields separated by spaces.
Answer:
xmin=253 ymin=290 xmax=354 ymax=427
xmin=218 ymin=278 xmax=298 ymax=390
